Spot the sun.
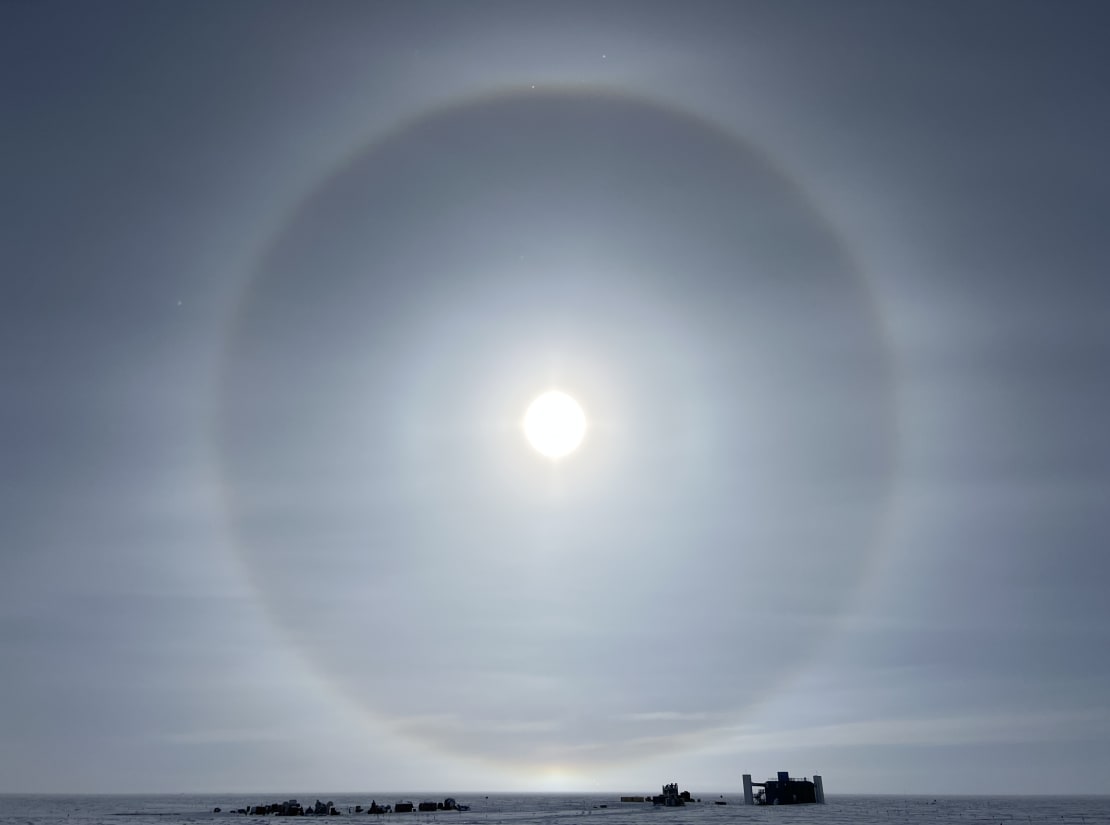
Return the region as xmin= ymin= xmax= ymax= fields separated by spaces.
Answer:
xmin=522 ymin=390 xmax=587 ymax=460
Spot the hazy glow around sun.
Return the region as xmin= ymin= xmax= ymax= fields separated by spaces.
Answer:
xmin=522 ymin=390 xmax=586 ymax=460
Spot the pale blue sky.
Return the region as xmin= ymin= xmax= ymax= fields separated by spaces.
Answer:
xmin=2 ymin=1 xmax=1108 ymax=794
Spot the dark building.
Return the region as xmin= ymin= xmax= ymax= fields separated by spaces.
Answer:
xmin=743 ymin=772 xmax=825 ymax=805
xmin=651 ymin=783 xmax=690 ymax=806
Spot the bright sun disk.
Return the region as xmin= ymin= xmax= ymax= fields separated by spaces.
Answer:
xmin=522 ymin=391 xmax=586 ymax=460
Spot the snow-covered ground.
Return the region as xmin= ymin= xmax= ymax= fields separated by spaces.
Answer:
xmin=2 ymin=794 xmax=1108 ymax=825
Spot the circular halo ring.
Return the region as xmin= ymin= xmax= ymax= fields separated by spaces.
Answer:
xmin=214 ymin=84 xmax=901 ymax=772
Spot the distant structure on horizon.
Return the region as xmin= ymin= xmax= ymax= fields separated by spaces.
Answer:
xmin=743 ymin=772 xmax=825 ymax=805
xmin=652 ymin=783 xmax=691 ymax=807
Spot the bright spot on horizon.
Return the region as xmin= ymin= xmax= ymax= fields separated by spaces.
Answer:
xmin=522 ymin=390 xmax=587 ymax=460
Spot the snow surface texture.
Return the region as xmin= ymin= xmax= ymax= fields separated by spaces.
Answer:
xmin=1 ymin=795 xmax=1108 ymax=825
